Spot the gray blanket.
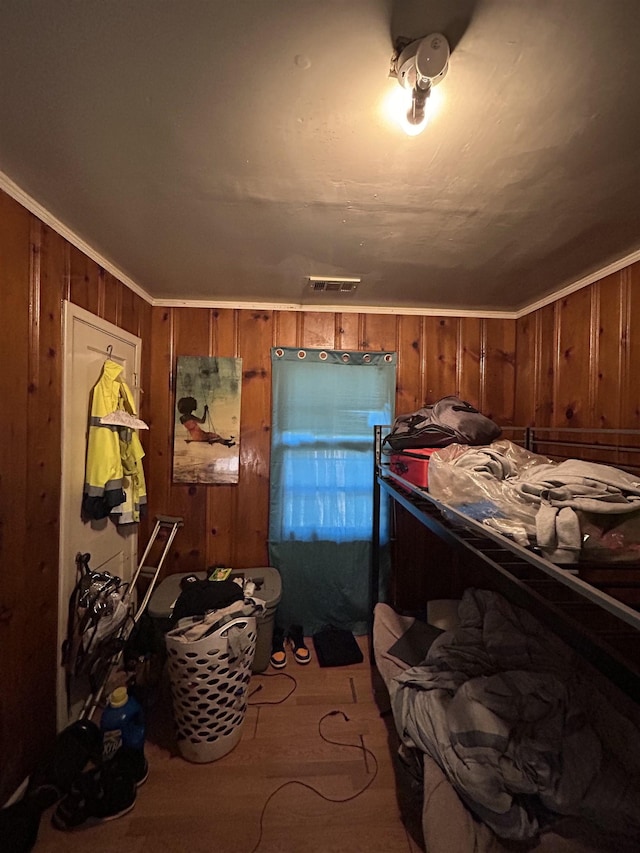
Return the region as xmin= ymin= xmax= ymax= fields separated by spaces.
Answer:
xmin=431 ymin=445 xmax=640 ymax=563
xmin=517 ymin=460 xmax=640 ymax=510
xmin=517 ymin=460 xmax=640 ymax=563
xmin=390 ymin=589 xmax=640 ymax=842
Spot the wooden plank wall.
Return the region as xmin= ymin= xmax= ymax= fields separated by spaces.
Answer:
xmin=144 ymin=309 xmax=517 ymax=576
xmin=515 ymin=265 xmax=640 ymax=431
xmin=0 ymin=190 xmax=152 ymax=803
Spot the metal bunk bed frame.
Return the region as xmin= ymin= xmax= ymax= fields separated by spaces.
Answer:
xmin=371 ymin=425 xmax=640 ymax=702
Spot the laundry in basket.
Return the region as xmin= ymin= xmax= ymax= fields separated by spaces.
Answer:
xmin=164 ymin=597 xmax=265 ymax=763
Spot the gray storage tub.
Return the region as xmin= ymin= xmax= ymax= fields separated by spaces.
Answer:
xmin=148 ymin=567 xmax=281 ymax=673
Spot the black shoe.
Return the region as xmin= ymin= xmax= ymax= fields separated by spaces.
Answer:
xmin=270 ymin=626 xmax=287 ymax=669
xmin=115 ymin=747 xmax=149 ymax=787
xmin=52 ymin=752 xmax=137 ymax=830
xmin=288 ymin=625 xmax=311 ymax=665
xmin=0 ymin=797 xmax=43 ymax=853
xmin=26 ymin=719 xmax=103 ymax=807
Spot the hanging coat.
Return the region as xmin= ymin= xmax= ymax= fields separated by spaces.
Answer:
xmin=83 ymin=359 xmax=147 ymax=524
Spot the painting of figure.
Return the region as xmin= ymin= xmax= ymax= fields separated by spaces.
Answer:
xmin=172 ymin=356 xmax=242 ymax=484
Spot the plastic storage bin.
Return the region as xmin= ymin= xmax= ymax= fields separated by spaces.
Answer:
xmin=148 ymin=567 xmax=281 ymax=673
xmin=165 ymin=613 xmax=257 ymax=763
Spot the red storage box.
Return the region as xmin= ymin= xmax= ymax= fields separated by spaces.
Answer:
xmin=389 ymin=448 xmax=438 ymax=488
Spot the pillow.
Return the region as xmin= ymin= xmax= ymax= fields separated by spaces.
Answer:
xmin=388 ymin=620 xmax=444 ymax=667
xmin=426 ymin=598 xmax=461 ymax=631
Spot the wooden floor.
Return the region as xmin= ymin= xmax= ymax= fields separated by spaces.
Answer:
xmin=34 ymin=637 xmax=424 ymax=853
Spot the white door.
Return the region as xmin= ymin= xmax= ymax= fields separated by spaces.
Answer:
xmin=58 ymin=302 xmax=142 ymax=729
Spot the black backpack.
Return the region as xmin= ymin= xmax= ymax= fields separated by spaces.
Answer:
xmin=383 ymin=396 xmax=501 ymax=452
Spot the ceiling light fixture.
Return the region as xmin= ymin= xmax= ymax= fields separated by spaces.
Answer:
xmin=390 ymin=33 xmax=450 ymax=135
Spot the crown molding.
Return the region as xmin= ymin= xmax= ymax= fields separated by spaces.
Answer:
xmin=153 ymin=297 xmax=517 ymax=318
xmin=0 ymin=170 xmax=153 ymax=304
xmin=514 ymin=248 xmax=640 ymax=318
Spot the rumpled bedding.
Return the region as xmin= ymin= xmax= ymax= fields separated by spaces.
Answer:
xmin=428 ymin=440 xmax=640 ymax=563
xmin=389 ymin=588 xmax=640 ymax=843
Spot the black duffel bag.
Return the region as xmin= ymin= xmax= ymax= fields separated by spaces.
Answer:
xmin=383 ymin=395 xmax=501 ymax=452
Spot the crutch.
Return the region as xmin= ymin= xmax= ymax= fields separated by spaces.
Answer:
xmin=78 ymin=515 xmax=183 ymax=721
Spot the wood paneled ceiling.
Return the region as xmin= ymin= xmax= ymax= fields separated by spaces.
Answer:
xmin=2 ymin=0 xmax=640 ymax=314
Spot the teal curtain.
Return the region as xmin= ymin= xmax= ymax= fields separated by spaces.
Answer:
xmin=269 ymin=347 xmax=395 ymax=635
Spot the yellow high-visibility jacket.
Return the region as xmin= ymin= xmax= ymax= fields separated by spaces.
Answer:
xmin=83 ymin=359 xmax=147 ymax=524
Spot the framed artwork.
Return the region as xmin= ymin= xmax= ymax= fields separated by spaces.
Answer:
xmin=172 ymin=355 xmax=242 ymax=484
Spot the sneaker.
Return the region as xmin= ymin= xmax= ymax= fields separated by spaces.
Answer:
xmin=288 ymin=625 xmax=311 ymax=665
xmin=26 ymin=719 xmax=103 ymax=808
xmin=270 ymin=626 xmax=287 ymax=669
xmin=114 ymin=747 xmax=149 ymax=787
xmin=52 ymin=753 xmax=137 ymax=830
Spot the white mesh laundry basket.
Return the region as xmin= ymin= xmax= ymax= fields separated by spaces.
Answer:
xmin=165 ymin=615 xmax=257 ymax=763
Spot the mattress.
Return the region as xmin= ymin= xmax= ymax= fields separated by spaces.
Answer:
xmin=372 ymin=598 xmax=640 ymax=853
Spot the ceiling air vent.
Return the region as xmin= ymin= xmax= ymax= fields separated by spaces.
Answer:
xmin=308 ymin=276 xmax=360 ymax=294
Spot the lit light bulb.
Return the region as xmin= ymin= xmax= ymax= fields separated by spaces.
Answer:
xmin=401 ymin=88 xmax=430 ymax=136
xmin=382 ymin=80 xmax=443 ymax=136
